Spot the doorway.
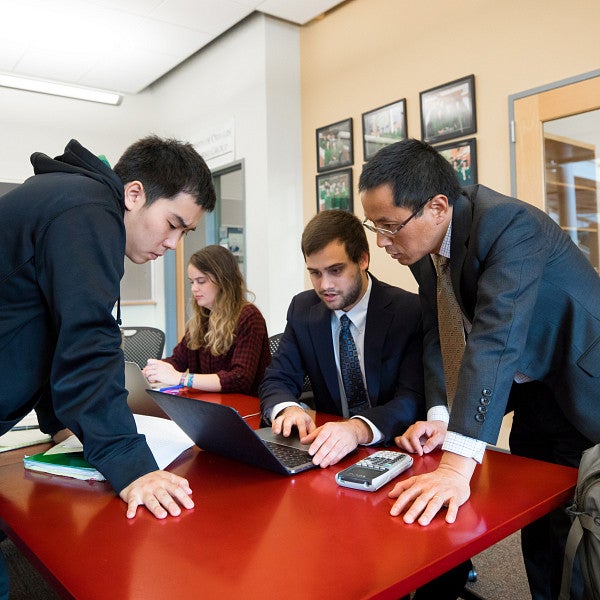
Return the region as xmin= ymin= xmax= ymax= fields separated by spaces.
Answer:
xmin=169 ymin=161 xmax=245 ymax=345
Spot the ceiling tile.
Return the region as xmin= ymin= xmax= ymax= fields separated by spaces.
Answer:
xmin=150 ymin=0 xmax=255 ymax=33
xmin=127 ymin=18 xmax=214 ymax=58
xmin=256 ymin=0 xmax=343 ymax=24
xmin=0 ymin=0 xmax=346 ymax=95
xmin=80 ymin=48 xmax=186 ymax=94
xmin=86 ymin=0 xmax=164 ymax=16
xmin=14 ymin=49 xmax=94 ymax=85
xmin=0 ymin=45 xmax=26 ymax=73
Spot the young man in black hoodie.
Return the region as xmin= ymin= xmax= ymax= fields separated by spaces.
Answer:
xmin=0 ymin=136 xmax=216 ymax=599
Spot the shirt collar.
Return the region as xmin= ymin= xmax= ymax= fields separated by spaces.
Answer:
xmin=435 ymin=220 xmax=452 ymax=259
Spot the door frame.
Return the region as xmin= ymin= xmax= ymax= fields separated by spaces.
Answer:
xmin=509 ymin=68 xmax=600 ymax=204
xmin=165 ymin=159 xmax=245 ymax=347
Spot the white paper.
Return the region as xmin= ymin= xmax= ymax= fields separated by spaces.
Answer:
xmin=134 ymin=414 xmax=194 ymax=469
xmin=43 ymin=435 xmax=85 ymax=455
xmin=14 ymin=410 xmax=40 ymax=428
xmin=0 ymin=429 xmax=52 ymax=452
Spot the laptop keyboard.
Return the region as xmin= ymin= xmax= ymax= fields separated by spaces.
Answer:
xmin=265 ymin=441 xmax=312 ymax=468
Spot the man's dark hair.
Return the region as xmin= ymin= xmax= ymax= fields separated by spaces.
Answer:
xmin=301 ymin=209 xmax=369 ymax=265
xmin=358 ymin=138 xmax=462 ymax=210
xmin=114 ymin=135 xmax=216 ymax=211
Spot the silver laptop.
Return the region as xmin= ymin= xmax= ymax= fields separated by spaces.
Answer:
xmin=124 ymin=361 xmax=169 ymax=419
xmin=146 ymin=389 xmax=316 ymax=475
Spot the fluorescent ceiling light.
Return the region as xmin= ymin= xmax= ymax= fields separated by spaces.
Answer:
xmin=0 ymin=73 xmax=122 ymax=105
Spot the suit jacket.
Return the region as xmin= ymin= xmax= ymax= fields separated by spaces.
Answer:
xmin=409 ymin=185 xmax=600 ymax=444
xmin=259 ymin=274 xmax=425 ymax=442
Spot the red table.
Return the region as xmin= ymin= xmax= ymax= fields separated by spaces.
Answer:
xmin=0 ymin=392 xmax=577 ymax=599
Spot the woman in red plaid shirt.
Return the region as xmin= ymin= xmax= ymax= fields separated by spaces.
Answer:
xmin=144 ymin=245 xmax=270 ymax=395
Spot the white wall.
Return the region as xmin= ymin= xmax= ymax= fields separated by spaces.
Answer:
xmin=0 ymin=80 xmax=168 ymax=329
xmin=147 ymin=13 xmax=304 ymax=336
xmin=0 ymin=13 xmax=305 ymax=338
xmin=0 ymin=85 xmax=152 ymax=181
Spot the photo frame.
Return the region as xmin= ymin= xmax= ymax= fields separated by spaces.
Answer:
xmin=420 ymin=75 xmax=476 ymax=144
xmin=316 ymin=118 xmax=354 ymax=172
xmin=361 ymin=98 xmax=407 ymax=161
xmin=435 ymin=137 xmax=478 ymax=186
xmin=316 ymin=168 xmax=353 ymax=213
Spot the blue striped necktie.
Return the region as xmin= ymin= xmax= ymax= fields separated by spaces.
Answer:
xmin=339 ymin=314 xmax=369 ymax=414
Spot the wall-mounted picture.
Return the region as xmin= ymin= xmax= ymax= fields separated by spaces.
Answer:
xmin=362 ymin=98 xmax=407 ymax=161
xmin=435 ymin=137 xmax=478 ymax=186
xmin=420 ymin=75 xmax=476 ymax=144
xmin=316 ymin=118 xmax=354 ymax=172
xmin=316 ymin=168 xmax=353 ymax=213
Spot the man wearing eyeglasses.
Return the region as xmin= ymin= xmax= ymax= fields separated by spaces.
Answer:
xmin=359 ymin=138 xmax=600 ymax=600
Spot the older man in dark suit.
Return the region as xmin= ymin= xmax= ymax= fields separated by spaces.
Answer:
xmin=359 ymin=138 xmax=600 ymax=600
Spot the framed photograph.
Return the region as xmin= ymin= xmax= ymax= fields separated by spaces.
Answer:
xmin=316 ymin=118 xmax=354 ymax=172
xmin=316 ymin=168 xmax=353 ymax=213
xmin=420 ymin=75 xmax=476 ymax=144
xmin=435 ymin=137 xmax=478 ymax=186
xmin=362 ymin=99 xmax=407 ymax=161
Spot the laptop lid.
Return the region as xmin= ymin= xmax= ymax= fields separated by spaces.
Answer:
xmin=124 ymin=361 xmax=169 ymax=419
xmin=146 ymin=389 xmax=316 ymax=475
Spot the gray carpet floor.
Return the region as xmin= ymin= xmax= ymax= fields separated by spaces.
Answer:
xmin=1 ymin=537 xmax=60 ymax=600
xmin=2 ymin=531 xmax=531 ymax=599
xmin=465 ymin=530 xmax=531 ymax=599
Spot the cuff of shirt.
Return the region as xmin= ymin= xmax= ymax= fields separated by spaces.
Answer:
xmin=270 ymin=401 xmax=302 ymax=423
xmin=350 ymin=416 xmax=383 ymax=445
xmin=427 ymin=405 xmax=449 ymax=423
xmin=442 ymin=431 xmax=487 ymax=463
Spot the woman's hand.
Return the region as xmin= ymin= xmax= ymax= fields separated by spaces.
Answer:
xmin=143 ymin=359 xmax=181 ymax=386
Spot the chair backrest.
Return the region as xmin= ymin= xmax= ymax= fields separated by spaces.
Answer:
xmin=268 ymin=333 xmax=312 ymax=394
xmin=121 ymin=326 xmax=166 ymax=370
xmin=268 ymin=333 xmax=284 ymax=357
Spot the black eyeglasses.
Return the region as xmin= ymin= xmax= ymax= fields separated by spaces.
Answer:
xmin=363 ymin=196 xmax=433 ymax=237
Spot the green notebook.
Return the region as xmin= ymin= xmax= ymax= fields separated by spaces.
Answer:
xmin=21 ymin=415 xmax=195 ymax=483
xmin=24 ymin=450 xmax=105 ymax=481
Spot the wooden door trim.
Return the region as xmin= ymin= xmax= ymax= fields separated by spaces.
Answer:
xmin=509 ymin=69 xmax=600 ymax=201
xmin=175 ymin=243 xmax=186 ymax=339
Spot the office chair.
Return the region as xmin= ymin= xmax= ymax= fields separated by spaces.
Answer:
xmin=268 ymin=333 xmax=284 ymax=358
xmin=121 ymin=326 xmax=166 ymax=370
xmin=268 ymin=333 xmax=313 ymax=396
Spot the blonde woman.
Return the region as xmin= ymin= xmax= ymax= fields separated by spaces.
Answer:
xmin=144 ymin=245 xmax=270 ymax=396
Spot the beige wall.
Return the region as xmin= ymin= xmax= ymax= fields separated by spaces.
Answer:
xmin=300 ymin=0 xmax=600 ymax=292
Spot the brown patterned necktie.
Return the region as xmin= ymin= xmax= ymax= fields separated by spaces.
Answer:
xmin=432 ymin=254 xmax=465 ymax=409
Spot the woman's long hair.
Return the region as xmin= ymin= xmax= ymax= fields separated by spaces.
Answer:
xmin=186 ymin=245 xmax=250 ymax=356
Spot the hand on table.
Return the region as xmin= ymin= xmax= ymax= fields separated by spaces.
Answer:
xmin=394 ymin=420 xmax=448 ymax=456
xmin=272 ymin=405 xmax=316 ymax=440
xmin=119 ymin=470 xmax=194 ymax=519
xmin=388 ymin=452 xmax=476 ymax=525
xmin=144 ymin=359 xmax=180 ymax=386
xmin=301 ymin=420 xmax=371 ymax=467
